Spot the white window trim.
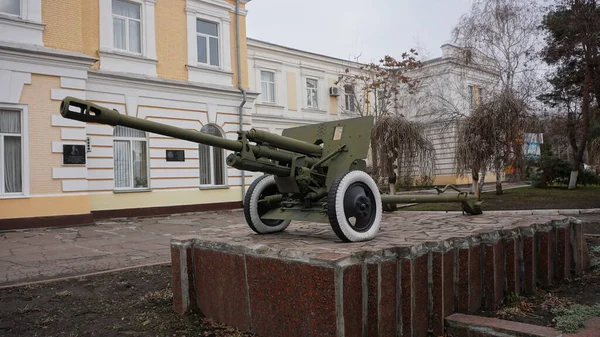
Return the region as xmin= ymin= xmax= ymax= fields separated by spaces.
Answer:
xmin=113 ymin=133 xmax=151 ymax=192
xmin=195 ymin=18 xmax=221 ymax=67
xmin=0 ymin=104 xmax=29 ymax=199
xmin=260 ymin=70 xmax=276 ymax=104
xmin=99 ymin=0 xmax=157 ymax=60
xmin=187 ymin=11 xmax=230 ymax=71
xmin=344 ymin=85 xmax=356 ymax=112
xmin=185 ymin=1 xmax=234 ymax=86
xmin=199 ymin=124 xmax=228 ymax=189
xmin=305 ymin=77 xmax=319 ymax=109
xmin=111 ymin=0 xmax=143 ymax=55
xmin=0 ymin=0 xmax=44 ymax=46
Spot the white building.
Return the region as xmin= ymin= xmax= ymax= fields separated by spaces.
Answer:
xmin=247 ymin=40 xmax=500 ymax=185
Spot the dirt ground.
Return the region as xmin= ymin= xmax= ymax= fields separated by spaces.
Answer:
xmin=0 ymin=264 xmax=260 ymax=337
xmin=475 ymin=236 xmax=600 ymax=333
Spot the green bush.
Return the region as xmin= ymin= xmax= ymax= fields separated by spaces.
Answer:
xmin=529 ymin=155 xmax=572 ymax=187
xmin=579 ymin=169 xmax=600 ymax=186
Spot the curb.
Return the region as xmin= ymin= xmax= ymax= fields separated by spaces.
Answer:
xmin=0 ymin=260 xmax=171 ymax=290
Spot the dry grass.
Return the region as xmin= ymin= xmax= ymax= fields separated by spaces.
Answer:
xmin=54 ymin=290 xmax=73 ymax=297
xmin=495 ymin=293 xmax=538 ymax=319
xmin=139 ymin=288 xmax=172 ymax=303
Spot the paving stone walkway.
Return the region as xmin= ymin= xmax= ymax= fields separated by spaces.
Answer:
xmin=0 ymin=208 xmax=597 ymax=287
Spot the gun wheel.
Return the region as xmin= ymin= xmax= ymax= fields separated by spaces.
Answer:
xmin=244 ymin=174 xmax=291 ymax=234
xmin=327 ymin=170 xmax=382 ymax=242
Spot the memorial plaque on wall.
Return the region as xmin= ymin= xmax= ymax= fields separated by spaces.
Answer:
xmin=166 ymin=150 xmax=185 ymax=162
xmin=63 ymin=144 xmax=86 ymax=165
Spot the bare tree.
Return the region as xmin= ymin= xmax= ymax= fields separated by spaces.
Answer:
xmin=335 ymin=51 xmax=430 ymax=190
xmin=371 ymin=115 xmax=436 ymax=193
xmin=451 ymin=0 xmax=545 ymax=193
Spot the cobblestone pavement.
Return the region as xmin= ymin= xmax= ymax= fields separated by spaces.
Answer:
xmin=0 ymin=208 xmax=597 ymax=287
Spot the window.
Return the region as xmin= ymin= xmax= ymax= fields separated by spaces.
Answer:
xmin=0 ymin=110 xmax=22 ymax=194
xmin=199 ymin=124 xmax=225 ymax=186
xmin=468 ymin=85 xmax=474 ymax=109
xmin=112 ymin=0 xmax=141 ymax=54
xmin=344 ymin=85 xmax=355 ymax=112
xmin=306 ymin=78 xmax=318 ymax=108
xmin=261 ymin=71 xmax=275 ymax=103
xmin=197 ymin=19 xmax=219 ymax=66
xmin=0 ymin=0 xmax=20 ymax=16
xmin=468 ymin=84 xmax=483 ymax=109
xmin=113 ymin=126 xmax=148 ymax=190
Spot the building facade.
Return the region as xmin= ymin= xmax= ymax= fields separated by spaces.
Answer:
xmin=0 ymin=0 xmax=499 ymax=230
xmin=0 ymin=0 xmax=255 ymax=230
xmin=247 ymin=40 xmax=500 ymax=186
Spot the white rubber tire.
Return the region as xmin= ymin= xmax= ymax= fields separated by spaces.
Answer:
xmin=244 ymin=174 xmax=291 ymax=234
xmin=327 ymin=170 xmax=382 ymax=242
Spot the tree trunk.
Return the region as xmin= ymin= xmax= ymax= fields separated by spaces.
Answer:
xmin=568 ymin=50 xmax=594 ymax=189
xmin=495 ymin=169 xmax=503 ymax=195
xmin=389 ymin=182 xmax=396 ymax=195
xmin=370 ymin=138 xmax=379 ymax=178
xmin=478 ymin=169 xmax=487 ymax=196
xmin=471 ymin=170 xmax=480 ymax=198
xmin=568 ymin=170 xmax=579 ymax=189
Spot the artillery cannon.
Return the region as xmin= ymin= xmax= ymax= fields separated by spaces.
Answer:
xmin=60 ymin=97 xmax=482 ymax=243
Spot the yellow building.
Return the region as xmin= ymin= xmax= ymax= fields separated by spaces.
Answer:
xmin=0 ymin=0 xmax=255 ymax=230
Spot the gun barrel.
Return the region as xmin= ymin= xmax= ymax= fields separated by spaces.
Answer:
xmin=60 ymin=97 xmax=319 ymax=170
xmin=60 ymin=96 xmax=243 ymax=152
xmin=248 ymin=129 xmax=322 ymax=157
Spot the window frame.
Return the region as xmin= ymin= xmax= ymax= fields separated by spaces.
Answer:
xmin=306 ymin=77 xmax=319 ymax=108
xmin=0 ymin=105 xmax=28 ymax=198
xmin=199 ymin=124 xmax=227 ymax=189
xmin=111 ymin=0 xmax=143 ymax=55
xmin=196 ymin=18 xmax=220 ymax=67
xmin=112 ymin=126 xmax=150 ymax=192
xmin=0 ymin=0 xmax=21 ymax=17
xmin=344 ymin=85 xmax=356 ymax=112
xmin=260 ymin=70 xmax=276 ymax=104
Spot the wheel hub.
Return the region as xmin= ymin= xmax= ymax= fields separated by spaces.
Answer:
xmin=342 ymin=182 xmax=377 ymax=232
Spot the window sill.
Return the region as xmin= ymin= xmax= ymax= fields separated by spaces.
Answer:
xmin=0 ymin=194 xmax=30 ymax=200
xmin=0 ymin=13 xmax=45 ymax=31
xmin=99 ymin=49 xmax=158 ymax=64
xmin=256 ymin=103 xmax=285 ymax=109
xmin=199 ymin=185 xmax=229 ymax=190
xmin=113 ymin=188 xmax=152 ymax=194
xmin=186 ymin=64 xmax=233 ymax=76
xmin=302 ymin=107 xmax=327 ymax=114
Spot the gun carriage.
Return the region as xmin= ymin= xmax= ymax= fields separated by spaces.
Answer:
xmin=60 ymin=97 xmax=482 ymax=243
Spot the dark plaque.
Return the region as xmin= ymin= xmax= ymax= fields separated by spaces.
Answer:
xmin=166 ymin=150 xmax=185 ymax=162
xmin=63 ymin=144 xmax=86 ymax=165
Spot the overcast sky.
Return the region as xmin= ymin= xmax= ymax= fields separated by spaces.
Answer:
xmin=245 ymin=0 xmax=476 ymax=63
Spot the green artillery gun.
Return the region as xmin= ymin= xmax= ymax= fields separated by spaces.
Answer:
xmin=60 ymin=97 xmax=482 ymax=243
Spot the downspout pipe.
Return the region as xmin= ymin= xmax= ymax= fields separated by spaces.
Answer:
xmin=236 ymin=0 xmax=247 ymax=203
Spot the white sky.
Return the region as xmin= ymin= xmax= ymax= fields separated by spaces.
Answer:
xmin=245 ymin=0 xmax=476 ymax=63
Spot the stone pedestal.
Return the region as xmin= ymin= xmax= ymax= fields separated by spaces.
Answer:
xmin=170 ymin=212 xmax=587 ymax=337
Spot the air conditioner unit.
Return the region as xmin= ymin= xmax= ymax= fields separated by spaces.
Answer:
xmin=329 ymin=86 xmax=340 ymax=97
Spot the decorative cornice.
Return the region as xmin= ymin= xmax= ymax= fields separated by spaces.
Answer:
xmin=88 ymin=69 xmax=260 ymax=100
xmin=0 ymin=41 xmax=97 ymax=69
xmin=247 ymin=38 xmax=364 ymax=71
xmin=186 ymin=0 xmax=247 ymax=16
